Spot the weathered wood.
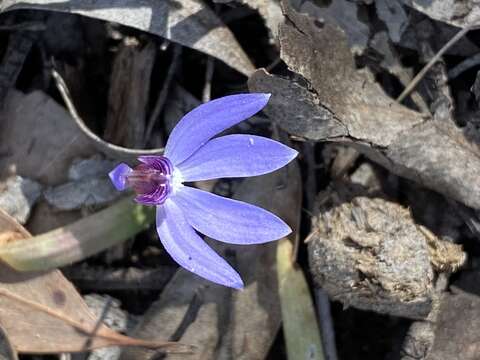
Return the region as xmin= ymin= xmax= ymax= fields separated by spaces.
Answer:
xmin=249 ymin=3 xmax=480 ymax=210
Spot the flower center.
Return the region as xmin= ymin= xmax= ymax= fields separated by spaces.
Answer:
xmin=126 ymin=165 xmax=169 ymax=194
xmin=126 ymin=156 xmax=175 ymax=205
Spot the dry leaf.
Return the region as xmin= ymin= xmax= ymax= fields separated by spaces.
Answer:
xmin=0 ymin=0 xmax=255 ymax=76
xmin=0 ymin=209 xmax=190 ymax=354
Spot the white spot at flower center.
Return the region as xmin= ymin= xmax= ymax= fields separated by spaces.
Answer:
xmin=170 ymin=167 xmax=185 ymax=193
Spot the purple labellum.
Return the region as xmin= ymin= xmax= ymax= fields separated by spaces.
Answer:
xmin=109 ymin=93 xmax=298 ymax=289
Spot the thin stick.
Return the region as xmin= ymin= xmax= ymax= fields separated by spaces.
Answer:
xmin=397 ymin=26 xmax=471 ymax=103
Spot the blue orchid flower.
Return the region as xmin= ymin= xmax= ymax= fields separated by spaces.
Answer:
xmin=109 ymin=93 xmax=297 ymax=288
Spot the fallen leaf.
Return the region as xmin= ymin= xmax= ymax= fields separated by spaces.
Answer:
xmin=0 ymin=209 xmax=190 ymax=354
xmin=0 ymin=0 xmax=255 ymax=76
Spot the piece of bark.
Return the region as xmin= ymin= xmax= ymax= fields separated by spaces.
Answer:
xmin=249 ymin=72 xmax=346 ymax=141
xmin=248 ymin=4 xmax=480 ymax=210
xmin=308 ymin=183 xmax=464 ymax=319
xmin=104 ymin=39 xmax=156 ymax=149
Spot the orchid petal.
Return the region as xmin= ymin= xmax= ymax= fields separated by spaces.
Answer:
xmin=177 ymin=134 xmax=298 ymax=181
xmin=173 ymin=186 xmax=291 ymax=244
xmin=108 ymin=163 xmax=132 ymax=191
xmin=165 ymin=93 xmax=271 ymax=165
xmin=156 ymin=199 xmax=244 ymax=288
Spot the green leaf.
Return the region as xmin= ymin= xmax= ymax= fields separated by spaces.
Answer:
xmin=0 ymin=197 xmax=155 ymax=271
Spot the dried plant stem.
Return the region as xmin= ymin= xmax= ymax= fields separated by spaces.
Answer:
xmin=397 ymin=26 xmax=471 ymax=103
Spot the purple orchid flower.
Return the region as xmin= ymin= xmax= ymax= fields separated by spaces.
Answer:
xmin=108 ymin=93 xmax=297 ymax=289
